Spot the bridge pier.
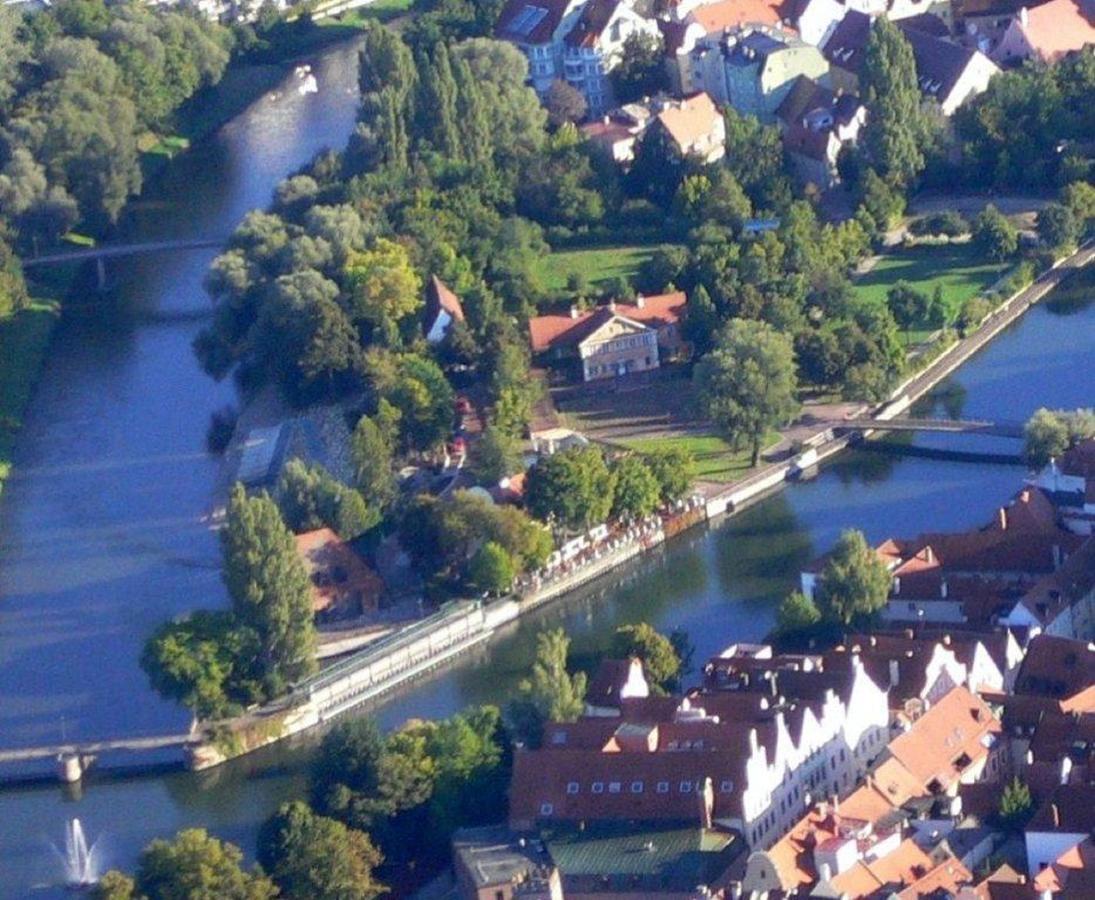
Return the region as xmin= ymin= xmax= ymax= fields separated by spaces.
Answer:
xmin=95 ymin=257 xmax=107 ymax=292
xmin=56 ymin=752 xmax=95 ymax=784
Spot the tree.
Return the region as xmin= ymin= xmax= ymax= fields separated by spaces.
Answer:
xmin=1024 ymin=408 xmax=1072 ymax=467
xmin=611 ymin=623 xmax=682 ymax=694
xmin=860 ymin=17 xmax=927 ymax=187
xmin=312 ymin=718 xmax=385 ymax=819
xmin=545 ymin=79 xmax=587 ymax=127
xmin=971 ymin=205 xmax=1018 ymax=261
xmin=352 ymin=407 xmax=398 ymax=511
xmin=858 ymin=167 xmax=906 ymax=233
xmin=345 ymin=239 xmax=423 ymax=343
xmin=468 ymin=541 xmax=517 ymax=596
xmin=258 ymin=801 xmax=385 ymax=900
xmin=133 ymin=829 xmax=278 ymax=900
xmin=886 ymin=281 xmax=929 ymax=335
xmin=644 ymin=446 xmax=694 ymax=503
xmin=472 ymin=424 xmax=521 ymax=484
xmin=507 ymin=628 xmax=587 ymax=746
xmin=277 ymin=459 xmax=377 ymax=539
xmin=815 ymin=529 xmax=892 ymax=625
xmin=775 ymin=591 xmax=821 ymax=637
xmin=525 ymin=445 xmax=615 ymax=531
xmin=693 ymin=319 xmax=800 ymax=466
xmin=997 ymin=777 xmax=1034 ymax=832
xmin=610 ymin=454 xmax=661 ymax=520
xmin=91 ymin=871 xmax=138 ymax=900
xmin=1037 ymin=202 xmax=1079 ymax=251
xmin=221 ymin=484 xmax=317 ymax=692
xmin=369 ymin=351 xmax=455 ymax=451
xmin=141 ymin=610 xmax=263 ymax=719
xmin=609 ymin=32 xmax=667 ymax=104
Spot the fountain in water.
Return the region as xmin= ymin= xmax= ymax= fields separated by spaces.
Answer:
xmin=57 ymin=818 xmax=99 ymax=888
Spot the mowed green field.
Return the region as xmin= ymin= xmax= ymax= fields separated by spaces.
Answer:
xmin=620 ymin=431 xmax=781 ymax=483
xmin=852 ymin=243 xmax=1007 ymax=323
xmin=531 ymin=244 xmax=667 ymax=294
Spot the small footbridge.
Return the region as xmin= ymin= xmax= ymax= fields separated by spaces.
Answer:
xmin=833 ymin=416 xmax=1026 ymax=439
xmin=21 ymin=237 xmax=229 ymax=289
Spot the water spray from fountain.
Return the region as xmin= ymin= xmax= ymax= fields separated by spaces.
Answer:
xmin=54 ymin=818 xmax=99 ymax=888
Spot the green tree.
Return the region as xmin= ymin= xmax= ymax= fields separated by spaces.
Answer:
xmin=258 ymin=801 xmax=385 ymax=900
xmin=506 ymin=628 xmax=587 ymax=746
xmin=525 ymin=445 xmax=615 ymax=531
xmin=277 ymin=459 xmax=376 ymax=539
xmin=858 ymin=167 xmax=906 ymax=233
xmin=610 ymin=32 xmax=668 ymax=104
xmin=997 ymin=777 xmax=1034 ymax=832
xmin=140 ymin=610 xmax=263 ymax=719
xmin=468 ymin=541 xmax=517 ymax=596
xmin=1037 ymin=202 xmax=1079 ymax=251
xmin=971 ymin=205 xmax=1018 ymax=261
xmin=611 ymin=622 xmax=682 ymax=694
xmin=1024 ymin=408 xmax=1072 ymax=467
xmin=693 ymin=318 xmax=799 ymax=466
xmin=369 ymin=351 xmax=455 ymax=451
xmin=312 ymin=718 xmax=385 ymax=819
xmin=545 ymin=78 xmax=587 ymax=127
xmin=610 ymin=454 xmax=661 ymax=520
xmin=134 ymin=829 xmax=278 ymax=900
xmin=644 ymin=446 xmax=694 ymax=503
xmin=91 ymin=870 xmax=137 ymax=900
xmin=221 ymin=484 xmax=317 ymax=692
xmin=886 ymin=280 xmax=929 ymax=335
xmin=860 ymin=18 xmax=927 ymax=187
xmin=815 ymin=529 xmax=892 ymax=626
xmin=472 ymin=424 xmax=522 ymax=484
xmin=775 ymin=590 xmax=821 ymax=637
xmin=352 ymin=406 xmax=398 ymax=511
xmin=345 ymin=239 xmax=423 ymax=343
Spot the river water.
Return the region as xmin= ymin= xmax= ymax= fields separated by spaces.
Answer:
xmin=0 ymin=41 xmax=1092 ymax=898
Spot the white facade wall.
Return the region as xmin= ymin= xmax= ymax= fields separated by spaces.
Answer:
xmin=939 ymin=50 xmax=998 ymax=116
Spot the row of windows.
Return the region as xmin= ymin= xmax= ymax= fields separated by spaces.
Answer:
xmin=561 ymin=778 xmax=735 ymax=797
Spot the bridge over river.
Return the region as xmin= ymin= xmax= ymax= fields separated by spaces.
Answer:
xmin=21 ymin=237 xmax=229 ymax=289
xmin=833 ymin=416 xmax=1026 ymax=439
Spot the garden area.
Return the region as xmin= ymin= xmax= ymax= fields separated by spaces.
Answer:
xmin=530 ymin=243 xmax=667 ymax=296
xmin=852 ymin=242 xmax=1008 ymax=331
xmin=620 ymin=431 xmax=782 ymax=484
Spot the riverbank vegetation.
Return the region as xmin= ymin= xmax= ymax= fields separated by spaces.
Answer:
xmin=1023 ymin=407 xmax=1095 ymax=468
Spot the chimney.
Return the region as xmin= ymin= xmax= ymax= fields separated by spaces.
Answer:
xmin=635 ymin=293 xmax=645 ymax=308
xmin=749 ymin=728 xmax=759 ymax=754
xmin=569 ymin=305 xmax=579 ymax=319
xmin=1061 ymin=756 xmax=1073 ymax=785
xmin=603 ymin=115 xmax=610 ymax=124
xmin=925 ymin=546 xmax=934 ymax=564
xmin=607 ymin=299 xmax=616 ymax=313
xmin=1020 ymin=6 xmax=1029 ymax=26
xmin=942 ymin=634 xmax=951 ymax=646
xmin=893 ymin=576 xmax=901 ymax=596
xmin=819 ymin=862 xmax=833 ymax=882
xmin=998 ymin=507 xmax=1008 ymax=530
xmin=941 ymin=579 xmax=948 ymax=599
xmin=831 ymin=793 xmax=839 ymax=814
xmin=889 ymin=659 xmax=900 ymax=688
xmin=1051 ymin=803 xmax=1060 ymax=828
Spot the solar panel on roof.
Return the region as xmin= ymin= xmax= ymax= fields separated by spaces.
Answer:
xmin=510 ymin=4 xmax=549 ymax=37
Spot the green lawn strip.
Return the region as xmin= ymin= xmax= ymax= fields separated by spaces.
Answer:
xmin=0 ymin=300 xmax=61 ymax=489
xmin=531 ymin=244 xmax=666 ymax=294
xmin=852 ymin=244 xmax=1007 ymax=326
xmin=315 ymin=0 xmax=417 ymax=25
xmin=619 ymin=431 xmax=781 ymax=483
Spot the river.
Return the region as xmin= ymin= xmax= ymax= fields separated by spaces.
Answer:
xmin=0 ymin=40 xmax=1092 ymax=898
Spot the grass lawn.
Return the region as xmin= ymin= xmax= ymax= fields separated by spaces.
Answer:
xmin=316 ymin=0 xmax=417 ymax=25
xmin=852 ymin=243 xmax=1007 ymax=328
xmin=0 ymin=300 xmax=60 ymax=487
xmin=531 ymin=244 xmax=667 ymax=295
xmin=619 ymin=431 xmax=782 ymax=483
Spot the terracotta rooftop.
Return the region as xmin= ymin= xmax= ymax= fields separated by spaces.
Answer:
xmin=527 ymin=292 xmax=686 ymax=353
xmin=564 ymin=0 xmax=621 ymax=48
xmin=1014 ymin=634 xmax=1095 ymax=700
xmin=1032 ymin=835 xmax=1095 ymax=896
xmin=424 ymin=275 xmax=464 ymax=325
xmin=1060 ymin=438 xmax=1095 ymax=480
xmin=293 ymin=527 xmax=382 ymax=615
xmin=655 ymin=92 xmax=722 ymax=152
xmin=688 ymin=0 xmax=791 ymax=34
xmin=1017 ymin=0 xmax=1095 ymax=64
xmin=885 ymin=686 xmax=1001 ymax=791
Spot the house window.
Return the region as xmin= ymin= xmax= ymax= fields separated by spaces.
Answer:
xmin=540 ymin=802 xmax=554 ymax=816
xmin=592 ymin=781 xmax=604 ymax=794
xmin=566 ymin=782 xmax=579 ymax=795
xmin=656 ymin=781 xmax=670 ymax=793
xmin=720 ymin=780 xmax=734 ymax=793
xmin=608 ymin=781 xmax=622 ymax=794
xmin=631 ymin=781 xmax=644 ymax=793
xmin=680 ymin=780 xmax=693 ymax=793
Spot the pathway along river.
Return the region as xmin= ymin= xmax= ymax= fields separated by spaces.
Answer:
xmin=0 ymin=40 xmax=1092 ymax=898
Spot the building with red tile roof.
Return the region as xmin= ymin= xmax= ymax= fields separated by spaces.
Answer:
xmin=650 ymin=91 xmax=727 ymax=163
xmin=424 ymin=276 xmax=466 ymax=344
xmin=527 ymin=293 xmax=688 ymax=381
xmin=293 ymin=527 xmax=382 ymax=619
xmin=991 ymin=0 xmax=1095 ymax=65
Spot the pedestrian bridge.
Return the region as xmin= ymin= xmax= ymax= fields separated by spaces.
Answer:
xmin=20 ymin=237 xmax=228 ymax=267
xmin=832 ymin=417 xmax=1025 ymax=439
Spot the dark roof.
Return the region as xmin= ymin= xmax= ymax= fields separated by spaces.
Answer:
xmin=900 ymin=12 xmax=952 ymax=37
xmin=898 ymin=21 xmax=982 ymax=103
xmin=564 ymin=0 xmax=622 ymax=48
xmin=1014 ymin=634 xmax=1095 ymax=700
xmin=823 ymin=10 xmax=872 ymax=74
xmin=495 ymin=0 xmax=571 ymax=44
xmin=726 ymin=30 xmax=788 ymax=66
xmin=776 ymin=74 xmax=835 ymax=125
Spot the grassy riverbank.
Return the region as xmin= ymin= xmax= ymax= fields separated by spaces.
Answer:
xmin=0 ymin=291 xmax=63 ymax=494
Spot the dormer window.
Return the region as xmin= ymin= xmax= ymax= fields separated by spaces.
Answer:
xmin=680 ymin=780 xmax=693 ymax=793
xmin=592 ymin=781 xmax=605 ymax=794
xmin=566 ymin=782 xmax=579 ymax=795
xmin=540 ymin=802 xmax=554 ymax=816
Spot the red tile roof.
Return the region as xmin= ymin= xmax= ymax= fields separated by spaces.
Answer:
xmin=1018 ymin=0 xmax=1095 ymax=64
xmin=1014 ymin=634 xmax=1095 ymax=700
xmin=527 ymin=293 xmax=686 ymax=353
xmin=655 ymin=92 xmax=722 ymax=153
xmin=425 ymin=275 xmax=465 ymax=326
xmin=294 ymin=527 xmax=382 ymax=614
xmin=689 ymin=0 xmax=791 ymax=35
